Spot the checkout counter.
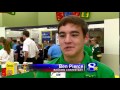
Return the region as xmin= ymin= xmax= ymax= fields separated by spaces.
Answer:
xmin=0 ymin=62 xmax=36 ymax=78
xmin=0 ymin=62 xmax=119 ymax=78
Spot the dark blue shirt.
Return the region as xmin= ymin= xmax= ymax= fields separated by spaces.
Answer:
xmin=15 ymin=44 xmax=24 ymax=59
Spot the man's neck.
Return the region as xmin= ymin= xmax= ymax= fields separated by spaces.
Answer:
xmin=25 ymin=37 xmax=29 ymax=40
xmin=64 ymin=51 xmax=84 ymax=64
xmin=94 ymin=44 xmax=99 ymax=48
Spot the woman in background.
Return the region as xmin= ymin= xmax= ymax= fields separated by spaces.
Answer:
xmin=0 ymin=39 xmax=14 ymax=63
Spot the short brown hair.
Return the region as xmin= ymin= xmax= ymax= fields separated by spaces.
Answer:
xmin=23 ymin=30 xmax=29 ymax=37
xmin=0 ymin=37 xmax=5 ymax=43
xmin=58 ymin=15 xmax=88 ymax=37
xmin=91 ymin=37 xmax=99 ymax=44
xmin=20 ymin=37 xmax=24 ymax=42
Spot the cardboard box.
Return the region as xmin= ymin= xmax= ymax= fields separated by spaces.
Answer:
xmin=6 ymin=61 xmax=17 ymax=76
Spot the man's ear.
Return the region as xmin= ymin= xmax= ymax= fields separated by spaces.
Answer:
xmin=84 ymin=33 xmax=89 ymax=44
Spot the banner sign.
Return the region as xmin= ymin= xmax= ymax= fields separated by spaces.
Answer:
xmin=56 ymin=12 xmax=90 ymax=21
xmin=42 ymin=31 xmax=51 ymax=43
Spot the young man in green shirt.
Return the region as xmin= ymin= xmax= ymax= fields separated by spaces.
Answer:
xmin=35 ymin=15 xmax=115 ymax=78
xmin=84 ymin=33 xmax=93 ymax=58
xmin=90 ymin=37 xmax=102 ymax=62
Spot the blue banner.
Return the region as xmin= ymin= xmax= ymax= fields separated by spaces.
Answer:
xmin=42 ymin=31 xmax=51 ymax=43
xmin=29 ymin=64 xmax=85 ymax=72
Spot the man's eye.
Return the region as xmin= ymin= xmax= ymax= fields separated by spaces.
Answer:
xmin=59 ymin=34 xmax=65 ymax=37
xmin=71 ymin=33 xmax=79 ymax=37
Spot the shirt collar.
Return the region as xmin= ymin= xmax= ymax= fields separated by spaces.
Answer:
xmin=94 ymin=44 xmax=99 ymax=48
xmin=25 ymin=37 xmax=30 ymax=41
xmin=59 ymin=51 xmax=90 ymax=64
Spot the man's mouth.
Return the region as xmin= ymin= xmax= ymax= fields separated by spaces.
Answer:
xmin=64 ymin=46 xmax=74 ymax=51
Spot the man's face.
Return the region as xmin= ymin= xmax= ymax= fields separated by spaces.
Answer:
xmin=0 ymin=42 xmax=2 ymax=45
xmin=43 ymin=41 xmax=47 ymax=46
xmin=58 ymin=23 xmax=86 ymax=57
xmin=22 ymin=35 xmax=26 ymax=40
xmin=90 ymin=38 xmax=96 ymax=45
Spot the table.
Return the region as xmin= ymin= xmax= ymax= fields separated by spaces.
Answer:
xmin=5 ymin=71 xmax=36 ymax=78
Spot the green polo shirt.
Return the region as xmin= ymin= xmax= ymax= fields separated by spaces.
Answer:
xmin=89 ymin=45 xmax=93 ymax=51
xmin=93 ymin=46 xmax=102 ymax=62
xmin=35 ymin=52 xmax=115 ymax=78
xmin=10 ymin=42 xmax=13 ymax=49
xmin=0 ymin=45 xmax=3 ymax=50
xmin=84 ymin=45 xmax=93 ymax=57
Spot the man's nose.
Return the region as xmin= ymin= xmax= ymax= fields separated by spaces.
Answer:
xmin=64 ymin=35 xmax=72 ymax=43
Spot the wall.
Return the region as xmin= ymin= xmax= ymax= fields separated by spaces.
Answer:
xmin=1 ymin=12 xmax=119 ymax=27
xmin=85 ymin=12 xmax=119 ymax=22
xmin=2 ymin=12 xmax=38 ymax=27
xmin=0 ymin=27 xmax=5 ymax=37
xmin=38 ymin=12 xmax=58 ymax=25
xmin=101 ymin=54 xmax=119 ymax=75
xmin=101 ymin=18 xmax=119 ymax=75
xmin=0 ymin=13 xmax=2 ymax=26
xmin=38 ymin=12 xmax=119 ymax=25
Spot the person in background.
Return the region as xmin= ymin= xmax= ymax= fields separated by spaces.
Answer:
xmin=0 ymin=39 xmax=14 ymax=62
xmin=96 ymin=36 xmax=102 ymax=47
xmin=7 ymin=37 xmax=13 ymax=49
xmin=17 ymin=41 xmax=21 ymax=45
xmin=43 ymin=40 xmax=50 ymax=60
xmin=84 ymin=33 xmax=93 ymax=58
xmin=31 ymin=38 xmax=34 ymax=41
xmin=0 ymin=37 xmax=5 ymax=50
xmin=89 ymin=36 xmax=94 ymax=50
xmin=36 ymin=44 xmax=44 ymax=64
xmin=47 ymin=40 xmax=62 ymax=60
xmin=36 ymin=15 xmax=114 ymax=78
xmin=22 ymin=30 xmax=39 ymax=64
xmin=15 ymin=37 xmax=24 ymax=64
xmin=43 ymin=40 xmax=48 ymax=48
xmin=12 ymin=39 xmax=18 ymax=52
xmin=84 ymin=45 xmax=93 ymax=58
xmin=90 ymin=37 xmax=102 ymax=62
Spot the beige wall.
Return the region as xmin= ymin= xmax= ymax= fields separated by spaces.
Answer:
xmin=1 ymin=12 xmax=119 ymax=27
xmin=101 ymin=18 xmax=119 ymax=75
xmin=38 ymin=12 xmax=119 ymax=25
xmin=101 ymin=54 xmax=119 ymax=75
xmin=85 ymin=12 xmax=119 ymax=22
xmin=2 ymin=12 xmax=38 ymax=27
xmin=38 ymin=12 xmax=58 ymax=25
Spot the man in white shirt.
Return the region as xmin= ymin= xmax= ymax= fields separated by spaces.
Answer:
xmin=22 ymin=30 xmax=39 ymax=64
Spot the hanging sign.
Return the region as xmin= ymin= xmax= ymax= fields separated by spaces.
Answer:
xmin=41 ymin=31 xmax=51 ymax=43
xmin=56 ymin=12 xmax=90 ymax=21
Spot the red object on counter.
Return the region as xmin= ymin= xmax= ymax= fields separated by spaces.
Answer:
xmin=2 ymin=68 xmax=6 ymax=77
xmin=1 ymin=64 xmax=6 ymax=77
